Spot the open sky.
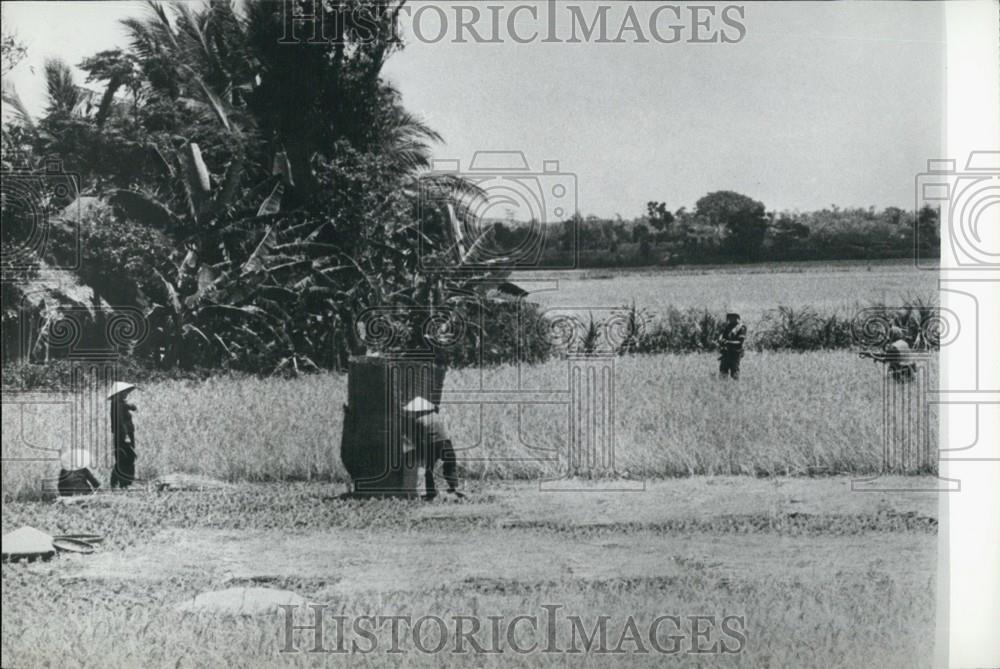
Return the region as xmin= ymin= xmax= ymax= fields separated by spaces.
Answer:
xmin=2 ymin=1 xmax=946 ymax=218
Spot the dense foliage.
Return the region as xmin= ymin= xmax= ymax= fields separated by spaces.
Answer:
xmin=2 ymin=0 xmax=524 ymax=375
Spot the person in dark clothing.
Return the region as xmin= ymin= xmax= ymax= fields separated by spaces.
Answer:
xmin=717 ymin=312 xmax=747 ymax=380
xmin=404 ymin=397 xmax=461 ymax=500
xmin=58 ymin=449 xmax=100 ymax=496
xmin=107 ymin=382 xmax=138 ymax=489
xmin=877 ymin=313 xmax=919 ymax=383
xmin=58 ymin=467 xmax=101 ymax=496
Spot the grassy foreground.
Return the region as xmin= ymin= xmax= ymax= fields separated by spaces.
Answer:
xmin=1 ymin=479 xmax=937 ymax=669
xmin=1 ymin=351 xmax=937 ymax=501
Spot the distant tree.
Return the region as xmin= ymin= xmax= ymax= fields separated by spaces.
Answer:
xmin=768 ymin=215 xmax=811 ymax=258
xmin=915 ymin=204 xmax=940 ymax=257
xmin=882 ymin=206 xmax=905 ymax=226
xmin=695 ymin=190 xmax=768 ymax=261
xmin=638 ymin=238 xmax=654 ymax=262
xmin=600 ymin=219 xmax=617 ymax=250
xmin=632 ymin=223 xmax=650 ymax=243
xmin=646 ymin=200 xmax=675 ymax=232
xmin=491 ymin=221 xmax=512 ymax=255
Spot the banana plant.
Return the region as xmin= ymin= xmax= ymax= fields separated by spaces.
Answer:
xmin=108 ymin=134 xmax=296 ymax=368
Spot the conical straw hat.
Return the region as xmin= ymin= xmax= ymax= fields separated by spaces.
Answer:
xmin=2 ymin=526 xmax=55 ymax=561
xmin=106 ymin=382 xmax=136 ymax=400
xmin=403 ymin=397 xmax=435 ymax=413
xmin=60 ymin=448 xmax=92 ymax=470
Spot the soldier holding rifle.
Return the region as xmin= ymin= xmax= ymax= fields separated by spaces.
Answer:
xmin=717 ymin=312 xmax=747 ymax=380
xmin=858 ymin=322 xmax=917 ymax=382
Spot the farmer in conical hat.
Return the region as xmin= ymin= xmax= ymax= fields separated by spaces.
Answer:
xmin=57 ymin=448 xmax=100 ymax=497
xmin=403 ymin=396 xmax=461 ymax=500
xmin=107 ymin=382 xmax=138 ymax=489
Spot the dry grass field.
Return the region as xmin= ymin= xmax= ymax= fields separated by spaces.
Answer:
xmin=2 ymin=350 xmax=937 ymax=500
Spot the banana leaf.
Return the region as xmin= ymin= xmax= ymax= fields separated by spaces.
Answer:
xmin=256 ymin=182 xmax=283 ymax=217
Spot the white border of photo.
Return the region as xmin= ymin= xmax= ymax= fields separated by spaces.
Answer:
xmin=940 ymin=3 xmax=1000 ymax=668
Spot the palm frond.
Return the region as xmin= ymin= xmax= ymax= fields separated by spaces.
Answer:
xmin=1 ymin=83 xmax=36 ymax=131
xmin=43 ymin=59 xmax=81 ymax=115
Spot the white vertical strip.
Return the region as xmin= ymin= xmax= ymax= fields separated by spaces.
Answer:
xmin=941 ymin=2 xmax=1000 ymax=668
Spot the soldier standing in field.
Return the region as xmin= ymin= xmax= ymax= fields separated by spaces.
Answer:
xmin=107 ymin=382 xmax=138 ymax=489
xmin=403 ymin=397 xmax=462 ymax=500
xmin=717 ymin=312 xmax=747 ymax=380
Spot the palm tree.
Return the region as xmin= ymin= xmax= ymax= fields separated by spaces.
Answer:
xmin=6 ymin=0 xmax=510 ymax=373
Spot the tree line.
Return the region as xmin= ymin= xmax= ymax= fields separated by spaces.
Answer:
xmin=492 ymin=191 xmax=940 ymax=268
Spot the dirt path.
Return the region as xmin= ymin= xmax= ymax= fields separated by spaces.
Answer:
xmin=64 ymin=477 xmax=938 ymax=593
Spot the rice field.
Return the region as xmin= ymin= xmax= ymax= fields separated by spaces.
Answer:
xmin=523 ymin=259 xmax=938 ymax=320
xmin=2 ymin=349 xmax=937 ymax=501
xmin=3 ymin=260 xmax=939 ymax=501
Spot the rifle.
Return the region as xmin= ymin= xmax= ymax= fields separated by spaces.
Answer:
xmin=858 ymin=350 xmax=893 ymax=364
